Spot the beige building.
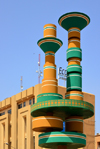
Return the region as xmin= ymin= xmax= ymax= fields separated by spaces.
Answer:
xmin=0 ymin=84 xmax=95 ymax=149
xmin=95 ymin=133 xmax=100 ymax=149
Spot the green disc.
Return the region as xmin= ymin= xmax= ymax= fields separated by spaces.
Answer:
xmin=37 ymin=37 xmax=63 ymax=53
xmin=67 ymin=73 xmax=82 ymax=91
xmin=58 ymin=12 xmax=90 ymax=31
xmin=67 ymin=47 xmax=82 ymax=61
xmin=39 ymin=131 xmax=86 ymax=149
xmin=31 ymin=99 xmax=94 ymax=120
xmin=67 ymin=65 xmax=82 ymax=74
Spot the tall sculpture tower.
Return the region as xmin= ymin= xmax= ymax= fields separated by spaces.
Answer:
xmin=58 ymin=12 xmax=92 ymax=136
xmin=31 ymin=12 xmax=94 ymax=149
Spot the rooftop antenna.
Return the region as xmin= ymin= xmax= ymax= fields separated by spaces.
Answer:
xmin=20 ymin=76 xmax=23 ymax=91
xmin=36 ymin=54 xmax=42 ymax=84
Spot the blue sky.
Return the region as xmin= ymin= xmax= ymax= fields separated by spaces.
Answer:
xmin=0 ymin=0 xmax=100 ymax=134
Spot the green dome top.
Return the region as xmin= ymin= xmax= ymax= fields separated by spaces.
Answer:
xmin=58 ymin=12 xmax=90 ymax=31
xmin=37 ymin=37 xmax=63 ymax=53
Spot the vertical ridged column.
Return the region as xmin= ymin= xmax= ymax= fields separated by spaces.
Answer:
xmin=42 ymin=51 xmax=58 ymax=93
xmin=38 ymin=24 xmax=63 ymax=95
xmin=31 ymin=24 xmax=63 ymax=145
xmin=42 ymin=25 xmax=57 ymax=93
xmin=58 ymin=12 xmax=86 ymax=133
xmin=66 ymin=27 xmax=82 ymax=95
xmin=58 ymin=11 xmax=94 ymax=148
xmin=66 ymin=26 xmax=83 ymax=133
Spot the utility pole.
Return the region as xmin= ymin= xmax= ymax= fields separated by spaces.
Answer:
xmin=36 ymin=54 xmax=42 ymax=83
xmin=20 ymin=76 xmax=23 ymax=91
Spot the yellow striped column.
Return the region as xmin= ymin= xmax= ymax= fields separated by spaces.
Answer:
xmin=44 ymin=24 xmax=56 ymax=38
xmin=42 ymin=24 xmax=58 ymax=93
xmin=33 ymin=24 xmax=63 ymax=134
xmin=68 ymin=27 xmax=80 ymax=48
xmin=42 ymin=52 xmax=57 ymax=93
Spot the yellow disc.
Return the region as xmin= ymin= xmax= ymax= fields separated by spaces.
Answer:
xmin=32 ymin=116 xmax=63 ymax=132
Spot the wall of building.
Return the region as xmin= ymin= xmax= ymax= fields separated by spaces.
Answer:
xmin=95 ymin=134 xmax=100 ymax=149
xmin=0 ymin=84 xmax=95 ymax=149
xmin=83 ymin=92 xmax=95 ymax=149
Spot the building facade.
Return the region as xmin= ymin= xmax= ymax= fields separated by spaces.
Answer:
xmin=95 ymin=134 xmax=100 ymax=149
xmin=0 ymin=84 xmax=95 ymax=149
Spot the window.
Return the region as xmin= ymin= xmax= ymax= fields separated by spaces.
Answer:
xmin=23 ymin=102 xmax=26 ymax=107
xmin=4 ymin=142 xmax=5 ymax=149
xmin=24 ymin=117 xmax=27 ymax=149
xmin=0 ymin=112 xmax=5 ymax=116
xmin=18 ymin=104 xmax=22 ymax=109
xmin=25 ymin=138 xmax=27 ymax=149
xmin=98 ymin=142 xmax=100 ymax=149
xmin=9 ymin=142 xmax=11 ymax=149
xmin=29 ymin=100 xmax=31 ymax=105
xmin=8 ymin=109 xmax=11 ymax=114
xmin=10 ymin=125 xmax=11 ymax=138
xmin=33 ymin=98 xmax=35 ymax=104
xmin=33 ymin=136 xmax=35 ymax=149
xmin=24 ymin=117 xmax=26 ymax=133
xmin=3 ymin=124 xmax=5 ymax=149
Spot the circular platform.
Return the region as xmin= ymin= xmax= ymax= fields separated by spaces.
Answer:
xmin=32 ymin=116 xmax=63 ymax=132
xmin=31 ymin=99 xmax=94 ymax=120
xmin=39 ymin=131 xmax=86 ymax=149
xmin=58 ymin=12 xmax=90 ymax=31
xmin=37 ymin=37 xmax=63 ymax=53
